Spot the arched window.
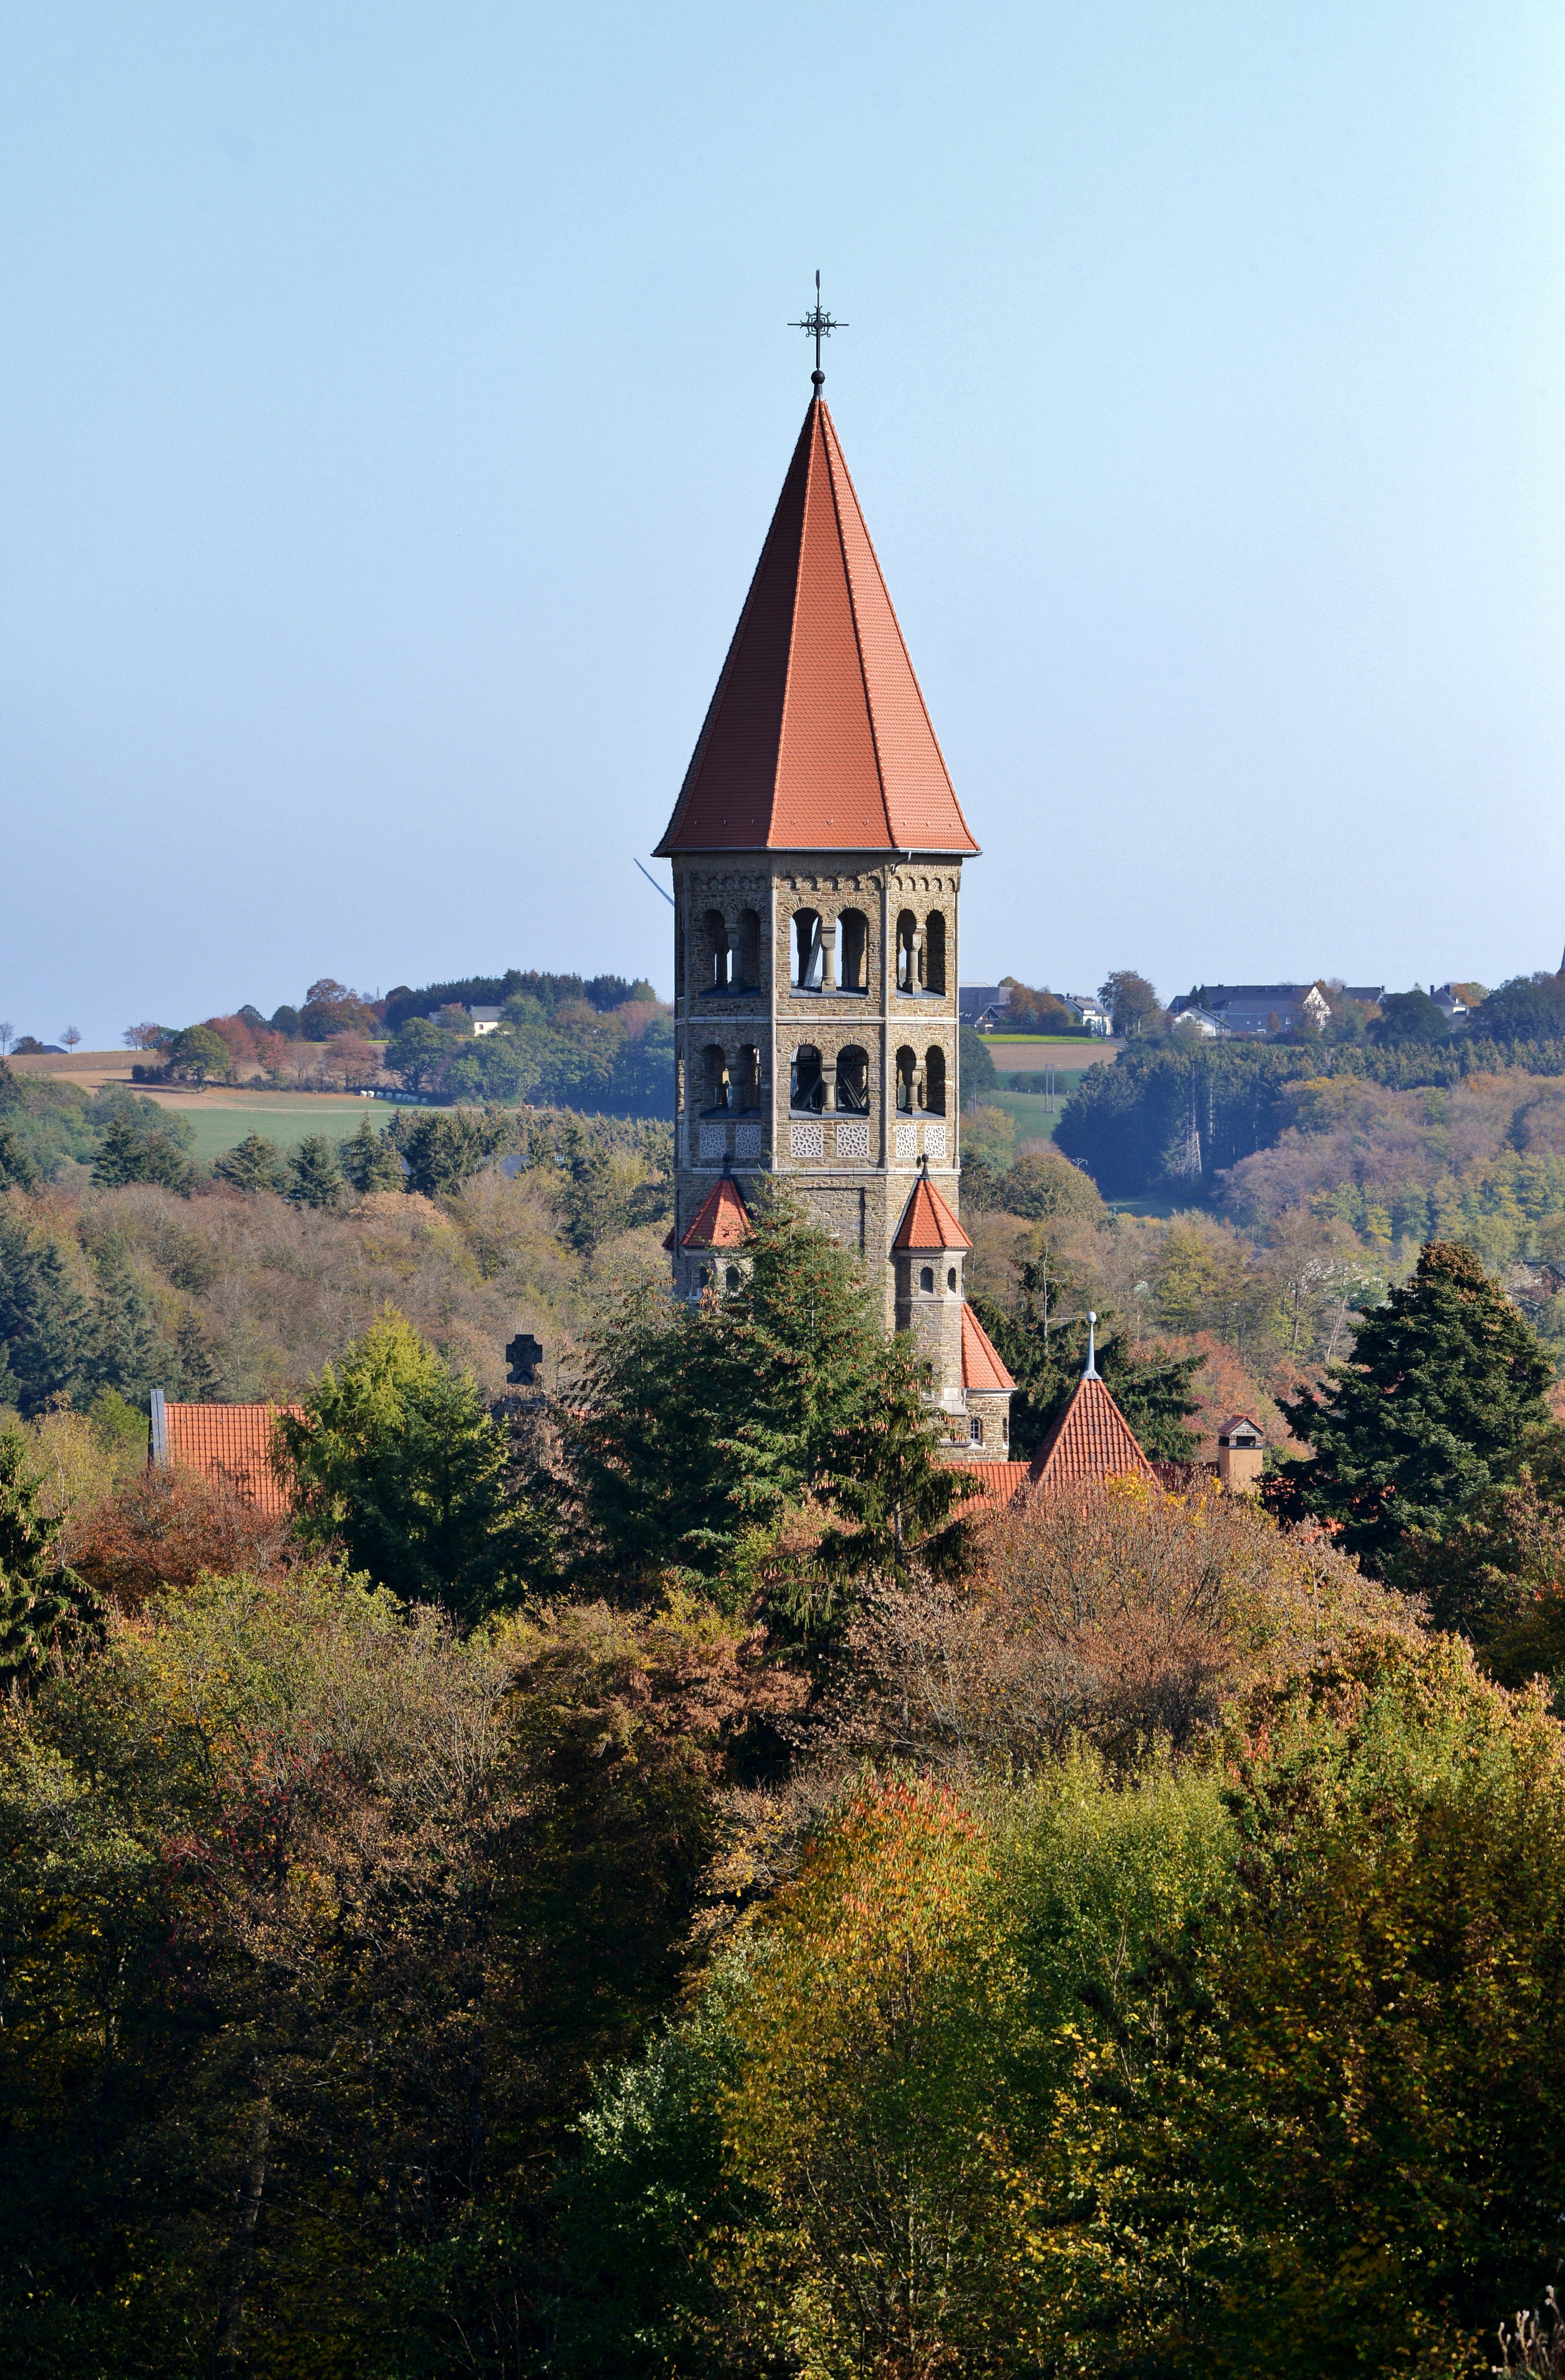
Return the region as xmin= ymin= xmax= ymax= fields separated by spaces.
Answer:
xmin=836 ymin=1046 xmax=870 ymax=1113
xmin=724 ymin=1264 xmax=742 ymax=1292
xmin=793 ymin=909 xmax=823 ymax=990
xmin=735 ymin=1045 xmax=761 ymax=1109
xmin=926 ymin=910 xmax=947 ymax=996
xmin=734 ymin=909 xmax=761 ymax=989
xmin=947 ymin=1266 xmax=957 ymax=1291
xmin=700 ymin=1044 xmax=729 ymax=1111
xmin=791 ymin=1045 xmax=824 ymax=1111
xmin=920 ymin=1265 xmax=935 ymax=1294
xmin=895 ymin=1045 xmax=917 ymax=1113
xmin=924 ymin=1046 xmax=947 ymax=1115
xmin=700 ymin=909 xmax=729 ymax=993
xmin=895 ymin=910 xmax=917 ymax=992
xmin=839 ymin=909 xmax=869 ymax=992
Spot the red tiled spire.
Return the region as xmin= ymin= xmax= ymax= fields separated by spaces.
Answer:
xmin=679 ymin=1175 xmax=752 ymax=1250
xmin=960 ymin=1302 xmax=1015 ymax=1393
xmin=891 ymin=1171 xmax=972 ymax=1252
xmin=1027 ymin=1375 xmax=1153 ymax=1495
xmin=655 ymin=399 xmax=979 ymax=856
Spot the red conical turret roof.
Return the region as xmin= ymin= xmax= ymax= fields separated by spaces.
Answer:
xmin=1027 ymin=1376 xmax=1153 ymax=1495
xmin=891 ymin=1171 xmax=972 ymax=1252
xmin=677 ymin=1175 xmax=752 ymax=1250
xmin=655 ymin=398 xmax=978 ymax=857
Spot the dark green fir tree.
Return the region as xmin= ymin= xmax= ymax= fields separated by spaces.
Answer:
xmin=91 ymin=1106 xmax=195 ymax=1193
xmin=0 ymin=1209 xmax=94 ymax=1415
xmin=0 ymin=1429 xmax=103 ymax=1677
xmin=339 ymin=1116 xmax=406 ymax=1195
xmin=0 ymin=1121 xmax=38 ymax=1193
xmin=1273 ymin=1239 xmax=1556 ymax=1570
xmin=92 ymin=1235 xmax=163 ymax=1404
xmin=213 ymin=1130 xmax=292 ymax=1194
xmin=287 ymin=1134 xmax=347 ymax=1211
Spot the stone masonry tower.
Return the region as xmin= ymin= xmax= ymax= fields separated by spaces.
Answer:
xmin=654 ymin=379 xmax=1014 ymax=1456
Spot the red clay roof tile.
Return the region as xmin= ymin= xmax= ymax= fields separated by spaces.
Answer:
xmin=944 ymin=1457 xmax=1031 ymax=1510
xmin=891 ymin=1173 xmax=972 ymax=1252
xmin=961 ymin=1303 xmax=1015 ymax=1393
xmin=655 ymin=399 xmax=978 ymax=857
xmin=1028 ymin=1376 xmax=1152 ymax=1495
xmin=680 ymin=1175 xmax=752 ymax=1250
xmin=162 ymin=1401 xmax=300 ymax=1519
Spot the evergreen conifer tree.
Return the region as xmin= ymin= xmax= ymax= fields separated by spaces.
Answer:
xmin=174 ymin=1311 xmax=221 ymax=1399
xmin=0 ymin=1122 xmax=38 ymax=1192
xmin=91 ymin=1236 xmax=163 ymax=1403
xmin=339 ymin=1116 xmax=405 ymax=1194
xmin=212 ymin=1130 xmax=291 ymax=1193
xmin=287 ymin=1135 xmax=347 ymax=1210
xmin=1274 ymin=1239 xmax=1555 ymax=1569
xmin=0 ymin=1210 xmax=93 ymax=1415
xmin=277 ymin=1308 xmax=535 ymax=1616
xmin=567 ymin=1194 xmax=965 ymax=1599
xmin=91 ymin=1106 xmax=195 ymax=1192
xmin=0 ymin=1428 xmax=102 ymax=1676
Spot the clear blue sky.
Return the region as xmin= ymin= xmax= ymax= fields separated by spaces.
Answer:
xmin=4 ymin=3 xmax=1563 ymax=1043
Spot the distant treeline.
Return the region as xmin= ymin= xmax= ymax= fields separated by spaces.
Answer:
xmin=1057 ymin=1038 xmax=1565 ymax=1198
xmin=381 ymin=971 xmax=650 ymax=1034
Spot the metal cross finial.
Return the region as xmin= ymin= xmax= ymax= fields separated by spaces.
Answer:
xmin=789 ymin=270 xmax=846 ymax=390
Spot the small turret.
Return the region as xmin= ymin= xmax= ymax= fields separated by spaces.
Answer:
xmin=1216 ymin=1414 xmax=1265 ymax=1495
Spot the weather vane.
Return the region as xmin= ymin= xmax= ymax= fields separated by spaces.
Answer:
xmin=789 ymin=270 xmax=846 ymax=389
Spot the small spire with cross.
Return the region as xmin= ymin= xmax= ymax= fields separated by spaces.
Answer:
xmin=789 ymin=270 xmax=846 ymax=391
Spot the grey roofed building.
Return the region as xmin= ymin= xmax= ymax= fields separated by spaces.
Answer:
xmin=1167 ymin=982 xmax=1385 ymax=1038
xmin=959 ymin=984 xmax=1012 ymax=1030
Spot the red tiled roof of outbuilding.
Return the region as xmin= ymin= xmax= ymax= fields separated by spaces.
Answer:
xmin=943 ymin=1458 xmax=1031 ymax=1510
xmin=162 ymin=1401 xmax=300 ymax=1518
xmin=891 ymin=1172 xmax=971 ymax=1252
xmin=655 ymin=398 xmax=979 ymax=857
xmin=680 ymin=1175 xmax=752 ymax=1250
xmin=960 ymin=1303 xmax=1015 ymax=1393
xmin=1028 ymin=1374 xmax=1153 ymax=1495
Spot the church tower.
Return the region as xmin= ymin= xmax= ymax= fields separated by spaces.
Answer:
xmin=654 ymin=370 xmax=1013 ymax=1456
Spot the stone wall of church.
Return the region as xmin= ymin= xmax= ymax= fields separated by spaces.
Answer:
xmin=669 ymin=851 xmax=966 ymax=1330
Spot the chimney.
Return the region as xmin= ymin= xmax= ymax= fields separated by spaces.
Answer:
xmin=1217 ymin=1415 xmax=1265 ymax=1495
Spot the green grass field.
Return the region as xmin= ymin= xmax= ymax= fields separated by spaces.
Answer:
xmin=979 ymin=1033 xmax=1102 ymax=1051
xmin=170 ymin=1098 xmax=398 ymax=1167
xmin=980 ymin=1087 xmax=1071 ymax=1144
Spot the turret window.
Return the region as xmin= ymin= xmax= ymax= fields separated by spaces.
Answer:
xmin=920 ymin=1265 xmax=935 ymax=1293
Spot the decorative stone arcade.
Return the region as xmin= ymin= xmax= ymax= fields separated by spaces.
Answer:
xmin=654 ymin=380 xmax=1012 ymax=1453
